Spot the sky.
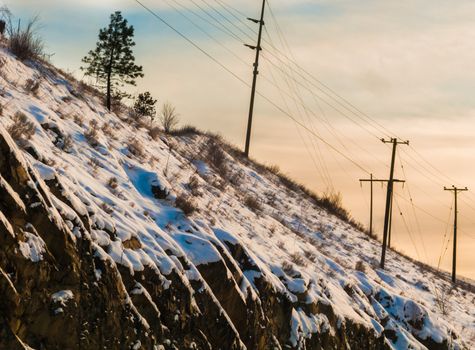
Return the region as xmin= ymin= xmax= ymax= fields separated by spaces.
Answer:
xmin=4 ymin=0 xmax=475 ymax=280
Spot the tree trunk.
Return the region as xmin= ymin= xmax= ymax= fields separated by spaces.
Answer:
xmin=106 ymin=48 xmax=114 ymax=111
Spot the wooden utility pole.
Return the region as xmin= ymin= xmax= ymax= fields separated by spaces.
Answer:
xmin=244 ymin=0 xmax=266 ymax=157
xmin=444 ymin=185 xmax=468 ymax=283
xmin=360 ymin=175 xmax=404 ymax=240
xmin=380 ymin=138 xmax=409 ymax=269
xmin=387 ymin=195 xmax=393 ymax=248
xmin=360 ymin=173 xmax=375 ymax=237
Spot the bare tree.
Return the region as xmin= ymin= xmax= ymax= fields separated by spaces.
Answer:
xmin=160 ymin=102 xmax=179 ymax=133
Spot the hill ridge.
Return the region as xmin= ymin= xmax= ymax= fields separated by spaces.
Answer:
xmin=0 ymin=47 xmax=473 ymax=349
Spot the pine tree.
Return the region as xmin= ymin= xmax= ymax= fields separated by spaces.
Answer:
xmin=134 ymin=92 xmax=157 ymax=125
xmin=81 ymin=11 xmax=143 ymax=111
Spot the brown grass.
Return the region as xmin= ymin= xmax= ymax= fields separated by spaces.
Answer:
xmin=127 ymin=138 xmax=146 ymax=159
xmin=175 ymin=194 xmax=196 ymax=215
xmin=244 ymin=195 xmax=261 ymax=213
xmin=7 ymin=17 xmax=44 ymax=61
xmin=7 ymin=111 xmax=35 ymax=143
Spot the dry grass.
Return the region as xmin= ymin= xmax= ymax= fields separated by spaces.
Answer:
xmin=127 ymin=138 xmax=146 ymax=159
xmin=282 ymin=261 xmax=295 ymax=275
xmin=434 ymin=284 xmax=453 ymax=316
xmin=84 ymin=121 xmax=99 ymax=147
xmin=7 ymin=111 xmax=35 ymax=144
xmin=244 ymin=195 xmax=261 ymax=212
xmin=204 ymin=138 xmax=228 ymax=178
xmin=149 ymin=126 xmax=161 ymax=140
xmin=290 ymin=253 xmax=307 ymax=267
xmin=61 ymin=134 xmax=73 ymax=153
xmin=175 ymin=194 xmax=196 ymax=215
xmin=101 ymin=122 xmax=116 ymax=139
xmin=187 ymin=175 xmax=200 ymax=196
xmin=108 ymin=177 xmax=119 ymax=189
xmin=87 ymin=158 xmax=102 ymax=175
xmin=73 ymin=115 xmax=84 ymax=127
xmin=355 ymin=260 xmax=366 ymax=273
xmin=24 ymin=78 xmax=40 ymax=95
xmin=160 ymin=102 xmax=179 ymax=133
xmin=7 ymin=17 xmax=44 ymax=61
xmin=170 ymin=125 xmax=199 ymax=137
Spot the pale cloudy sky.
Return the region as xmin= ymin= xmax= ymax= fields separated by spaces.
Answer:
xmin=4 ymin=0 xmax=475 ymax=279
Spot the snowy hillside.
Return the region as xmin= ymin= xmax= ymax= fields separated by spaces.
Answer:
xmin=0 ymin=47 xmax=474 ymax=350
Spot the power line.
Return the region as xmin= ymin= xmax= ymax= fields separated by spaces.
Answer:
xmin=213 ymin=0 xmax=475 ymax=213
xmin=394 ymin=195 xmax=422 ymax=260
xmin=133 ymin=0 xmax=371 ymax=175
xmin=134 ymin=0 xmax=473 ymax=273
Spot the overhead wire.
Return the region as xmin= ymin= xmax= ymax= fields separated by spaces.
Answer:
xmin=260 ymin=13 xmax=335 ymax=189
xmin=133 ymin=0 xmax=371 ymax=175
xmin=214 ymin=1 xmax=475 ymax=219
xmin=437 ymin=196 xmax=453 ymax=270
xmin=393 ymin=195 xmax=422 ymax=260
xmin=398 ymin=152 xmax=429 ymax=261
xmin=134 ymin=0 xmax=474 ymax=271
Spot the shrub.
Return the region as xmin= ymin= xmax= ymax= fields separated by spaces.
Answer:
xmin=84 ymin=121 xmax=99 ymax=147
xmin=101 ymin=202 xmax=114 ymax=215
xmin=73 ymin=115 xmax=84 ymax=127
xmin=204 ymin=138 xmax=228 ymax=178
xmin=175 ymin=194 xmax=196 ymax=215
xmin=281 ymin=261 xmax=295 ymax=275
xmin=61 ymin=95 xmax=73 ymax=103
xmin=24 ymin=78 xmax=40 ymax=95
xmin=7 ymin=17 xmax=44 ymax=61
xmin=188 ymin=175 xmax=200 ymax=194
xmin=7 ymin=111 xmax=35 ymax=143
xmin=101 ymin=122 xmax=116 ymax=139
xmin=290 ymin=253 xmax=307 ymax=267
xmin=319 ymin=190 xmax=351 ymax=221
xmin=434 ymin=284 xmax=453 ymax=316
xmin=304 ymin=250 xmax=317 ymax=263
xmin=61 ymin=134 xmax=73 ymax=153
xmin=355 ymin=260 xmax=366 ymax=273
xmin=108 ymin=177 xmax=119 ymax=189
xmin=149 ymin=126 xmax=161 ymax=140
xmin=266 ymin=164 xmax=280 ymax=175
xmin=88 ymin=157 xmax=101 ymax=174
xmin=127 ymin=138 xmax=145 ymax=159
xmin=160 ymin=102 xmax=179 ymax=133
xmin=170 ymin=125 xmax=200 ymax=136
xmin=244 ymin=195 xmax=261 ymax=212
xmin=134 ymin=91 xmax=157 ymax=126
xmin=228 ymin=170 xmax=243 ymax=187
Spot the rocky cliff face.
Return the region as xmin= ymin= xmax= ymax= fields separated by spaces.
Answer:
xmin=0 ymin=48 xmax=473 ymax=349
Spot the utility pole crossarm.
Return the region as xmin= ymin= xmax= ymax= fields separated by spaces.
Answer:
xmin=359 ymin=174 xmax=405 ymax=240
xmin=444 ymin=186 xmax=468 ymax=192
xmin=382 ymin=138 xmax=409 ymax=145
xmin=444 ymin=185 xmax=468 ymax=283
xmin=359 ymin=179 xmax=405 ymax=183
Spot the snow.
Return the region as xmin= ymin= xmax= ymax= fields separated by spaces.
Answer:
xmin=51 ymin=290 xmax=74 ymax=305
xmin=18 ymin=231 xmax=46 ymax=262
xmin=33 ymin=161 xmax=56 ymax=181
xmin=0 ymin=47 xmax=473 ymax=349
xmin=173 ymin=233 xmax=222 ymax=266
